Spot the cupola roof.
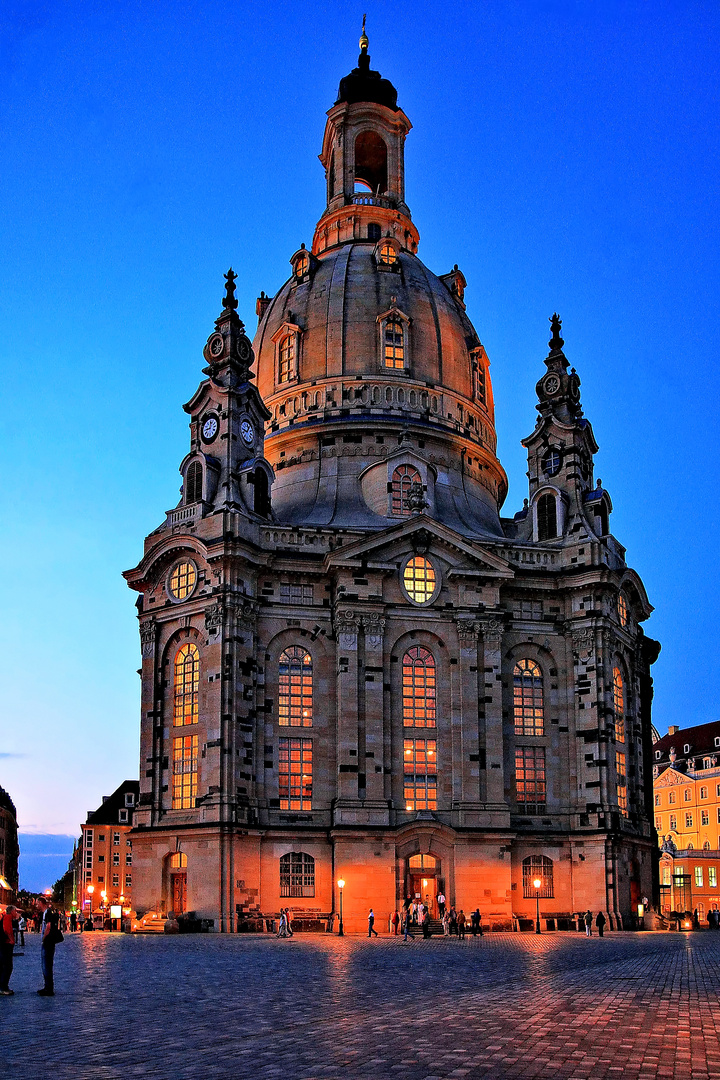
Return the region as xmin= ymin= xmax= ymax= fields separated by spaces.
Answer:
xmin=337 ymin=18 xmax=399 ymax=111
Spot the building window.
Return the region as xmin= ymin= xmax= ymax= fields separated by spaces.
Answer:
xmin=112 ymin=874 xmax=119 ymax=887
xmin=542 ymin=450 xmax=561 ymax=477
xmin=172 ymin=734 xmax=198 ymax=809
xmin=695 ymin=866 xmax=704 ymax=887
xmin=383 ymin=319 xmax=405 ymax=368
xmin=125 ymin=874 xmax=132 ymax=888
xmin=704 ymin=841 xmax=711 ymax=850
xmin=98 ymin=834 xmax=105 ymax=842
xmin=655 ymin=793 xmax=661 ymax=807
xmin=170 ymin=853 xmax=187 ymax=869
xmin=522 ymin=855 xmax=554 ymax=899
xmin=113 ymin=832 xmax=120 ymax=845
xmin=616 ymin=752 xmax=627 ymax=815
xmin=684 ymin=744 xmax=690 ymax=753
xmin=295 ymin=252 xmax=309 ymax=280
xmin=279 ymin=852 xmax=315 ymax=897
xmin=686 ymin=813 xmax=694 ymax=828
xmin=402 ymin=647 xmax=436 ymax=728
xmin=702 ymin=810 xmax=710 ymax=826
xmin=537 ymin=493 xmax=557 ymax=541
xmin=174 ymin=643 xmax=200 ymax=726
xmin=710 ymin=867 xmax=717 ymax=888
xmin=513 ymin=659 xmax=544 ymax=736
xmin=278 ymin=647 xmax=313 ymax=727
xmin=613 ymin=668 xmax=625 ymax=743
xmin=617 ymin=593 xmax=628 ymax=627
xmin=515 ymin=747 xmax=546 ymax=814
xmin=669 ymin=791 xmax=676 ymax=805
xmin=701 ymin=786 xmax=709 ymax=799
xmin=113 ymin=853 xmax=120 ymax=866
xmin=670 ymin=814 xmax=677 ymax=830
xmin=118 ymin=809 xmax=128 ymax=823
xmin=168 ymin=561 xmax=197 ymax=601
xmin=278 ymin=335 xmax=295 ymax=383
xmin=378 ymin=241 xmax=398 ymax=266
xmin=279 ymin=738 xmax=312 ymax=810
xmin=280 ymin=583 xmax=313 ymax=604
xmin=685 ymin=788 xmax=692 ymax=802
xmin=655 ymin=817 xmax=662 ymax=831
xmin=661 ymin=865 xmax=671 ymax=886
xmin=126 ymin=853 xmax=132 ymax=865
xmin=126 ymin=838 xmax=132 ymax=847
xmin=403 ymin=739 xmax=437 ymax=810
xmin=98 ymin=855 xmax=105 ymax=863
xmin=391 ymin=464 xmax=421 ymax=517
xmin=402 ymin=556 xmax=437 ymax=605
xmin=704 ymin=759 xmax=713 ymax=770
xmin=367 ymin=223 xmax=382 ymax=242
xmin=185 ymin=460 xmax=203 ymax=504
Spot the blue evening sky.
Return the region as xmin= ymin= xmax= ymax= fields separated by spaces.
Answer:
xmin=1 ymin=1 xmax=719 ymax=883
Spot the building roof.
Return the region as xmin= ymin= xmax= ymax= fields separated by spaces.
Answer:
xmin=85 ymin=780 xmax=140 ymax=826
xmin=337 ymin=49 xmax=399 ymax=111
xmin=0 ymin=785 xmax=17 ymax=819
xmin=654 ymin=720 xmax=720 ymax=759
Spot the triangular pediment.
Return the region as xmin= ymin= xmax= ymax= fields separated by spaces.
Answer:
xmin=655 ymin=766 xmax=692 ymax=788
xmin=324 ymin=515 xmax=514 ymax=577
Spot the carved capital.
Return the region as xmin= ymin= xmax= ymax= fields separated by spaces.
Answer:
xmin=362 ymin=614 xmax=386 ymax=651
xmin=139 ymin=618 xmax=156 ymax=659
xmin=571 ymin=625 xmax=595 ymax=657
xmin=335 ymin=609 xmax=360 ymax=635
xmin=456 ymin=618 xmax=480 ymax=643
xmin=204 ymin=602 xmax=224 ymax=635
xmin=479 ymin=618 xmax=503 ymax=650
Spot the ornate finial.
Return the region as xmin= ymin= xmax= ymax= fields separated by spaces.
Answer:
xmin=222 ymin=268 xmax=238 ymax=312
xmin=548 ymin=312 xmax=564 ymax=353
xmin=406 ymin=481 xmax=428 ymax=515
xmin=360 ymin=13 xmax=368 ymax=52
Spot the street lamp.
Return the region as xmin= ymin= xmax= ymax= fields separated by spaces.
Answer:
xmin=533 ymin=877 xmax=542 ymax=934
xmin=337 ymin=878 xmax=345 ymax=937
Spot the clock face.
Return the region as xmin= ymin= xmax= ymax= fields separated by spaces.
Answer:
xmin=209 ymin=335 xmax=224 ymax=357
xmin=240 ymin=419 xmax=255 ymax=445
xmin=543 ymin=374 xmax=560 ymax=396
xmin=237 ymin=338 xmax=251 ymax=362
xmin=202 ymin=416 xmax=218 ymax=442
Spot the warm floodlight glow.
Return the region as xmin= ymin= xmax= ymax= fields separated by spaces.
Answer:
xmin=533 ymin=878 xmax=542 ymax=889
xmin=87 ymin=885 xmax=95 ymax=894
xmin=337 ymin=878 xmax=345 ymax=890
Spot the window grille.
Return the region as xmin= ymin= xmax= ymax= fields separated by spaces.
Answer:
xmin=172 ymin=734 xmax=198 ymax=809
xmin=402 ymin=647 xmax=436 ymax=728
xmin=616 ymin=751 xmax=627 ymax=815
xmin=279 ymin=335 xmax=295 ymax=383
xmin=280 ymin=852 xmax=315 ymax=897
xmin=391 ymin=464 xmax=421 ymax=516
xmin=278 ymin=647 xmax=313 ymax=726
xmin=613 ymin=668 xmax=625 ymax=743
xmin=403 ymin=556 xmax=436 ymax=604
xmin=403 ymin=739 xmax=437 ymax=810
xmin=174 ymin=644 xmax=199 ymax=726
xmin=537 ymin=493 xmax=557 ymax=540
xmin=279 ymin=738 xmax=312 ymax=810
xmin=617 ymin=593 xmax=628 ymax=627
xmin=522 ymin=855 xmax=554 ymax=898
xmin=513 ymin=659 xmax=544 ymax=736
xmin=515 ymin=747 xmax=546 ymax=814
xmin=383 ymin=319 xmax=404 ymax=368
xmin=280 ymin=583 xmax=313 ymax=604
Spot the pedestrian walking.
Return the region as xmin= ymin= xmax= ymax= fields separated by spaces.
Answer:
xmin=584 ymin=910 xmax=593 ymax=937
xmin=477 ymin=910 xmax=483 ymax=937
xmin=0 ymin=905 xmax=17 ymax=995
xmin=368 ymin=908 xmax=378 ymax=937
xmin=36 ymin=897 xmax=61 ymax=996
xmin=276 ymin=910 xmax=287 ymax=937
xmin=69 ymin=912 xmax=77 ymax=933
xmin=449 ymin=907 xmax=458 ymax=936
xmin=437 ymin=891 xmax=446 ymax=917
xmin=403 ymin=909 xmax=413 ymax=941
xmin=17 ymin=914 xmax=26 ymax=947
xmin=458 ymin=909 xmax=466 ymax=939
xmin=595 ymin=911 xmax=606 ymax=938
xmin=422 ymin=910 xmax=431 ymax=938
xmin=391 ymin=910 xmax=400 ymax=936
xmin=285 ymin=908 xmax=294 ymax=936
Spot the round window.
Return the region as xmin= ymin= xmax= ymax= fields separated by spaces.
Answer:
xmin=402 ymin=555 xmax=438 ymax=605
xmin=617 ymin=593 xmax=628 ymax=628
xmin=168 ymin=561 xmax=197 ymax=602
xmin=543 ymin=449 xmax=561 ymax=477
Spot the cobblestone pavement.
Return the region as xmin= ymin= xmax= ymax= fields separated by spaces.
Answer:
xmin=4 ymin=930 xmax=720 ymax=1080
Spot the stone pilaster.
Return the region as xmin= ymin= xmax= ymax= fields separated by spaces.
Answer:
xmin=478 ymin=617 xmax=507 ymax=817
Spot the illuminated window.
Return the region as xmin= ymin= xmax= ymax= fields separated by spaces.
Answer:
xmin=686 ymin=812 xmax=693 ymax=828
xmin=278 ymin=647 xmax=313 ymax=727
xmin=280 ymin=852 xmax=315 ymax=897
xmin=403 ymin=739 xmax=437 ymax=810
xmin=125 ymin=874 xmax=132 ymax=888
xmin=701 ymin=786 xmax=709 ymax=799
xmin=278 ymin=335 xmax=295 ymax=383
xmin=685 ymin=788 xmax=692 ymax=802
xmin=279 ymin=738 xmax=312 ymax=810
xmin=378 ymin=242 xmax=397 ymax=265
xmin=408 ymin=853 xmax=437 ymax=870
xmin=710 ymin=867 xmax=717 ymax=887
xmin=384 ymin=319 xmax=404 ymax=368
xmin=170 ymin=853 xmax=187 ymax=869
xmin=513 ymin=659 xmax=544 ymax=736
xmin=403 ymin=556 xmax=437 ymax=605
xmin=655 ymin=793 xmax=661 ymax=806
xmin=704 ymin=759 xmax=713 ymax=770
xmin=113 ymin=832 xmax=120 ymax=845
xmin=704 ymin=841 xmax=711 ymax=850
xmin=391 ymin=464 xmax=421 ymax=517
xmin=185 ymin=461 xmax=203 ymax=504
xmin=702 ymin=810 xmax=710 ymax=826
xmin=295 ymin=252 xmax=309 ymax=279
xmin=670 ymin=813 xmax=677 ymax=830
xmin=112 ymin=874 xmax=119 ymax=886
xmin=696 ymin=866 xmax=704 ymax=887
xmin=617 ymin=593 xmax=628 ymax=627
xmin=669 ymin=791 xmax=676 ymax=805
xmin=174 ymin=644 xmax=199 ymax=726
xmin=537 ymin=493 xmax=557 ymax=540
xmin=522 ymin=855 xmax=554 ymax=898
xmin=655 ymin=817 xmax=662 ymax=830
xmin=172 ymin=734 xmax=198 ymax=809
xmin=169 ymin=561 xmax=197 ymax=601
xmin=661 ymin=865 xmax=671 ymax=886
xmin=515 ymin=747 xmax=546 ymax=814
xmin=402 ymin=647 xmax=436 ymax=728
xmin=613 ymin=668 xmax=625 ymax=743
xmin=616 ymin=752 xmax=627 ymax=815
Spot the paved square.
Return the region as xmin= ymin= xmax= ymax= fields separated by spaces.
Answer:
xmin=4 ymin=930 xmax=720 ymax=1079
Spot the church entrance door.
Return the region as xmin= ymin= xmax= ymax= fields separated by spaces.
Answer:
xmin=411 ymin=874 xmax=437 ymax=918
xmin=172 ymin=872 xmax=187 ymax=915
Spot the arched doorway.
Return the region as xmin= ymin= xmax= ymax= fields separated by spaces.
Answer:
xmin=406 ymin=853 xmax=441 ymax=917
xmin=169 ymin=852 xmax=187 ymax=915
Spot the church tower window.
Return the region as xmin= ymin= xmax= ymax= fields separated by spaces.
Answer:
xmin=402 ymin=647 xmax=436 ymax=728
xmin=402 ymin=556 xmax=437 ymax=605
xmin=368 ymin=222 xmax=382 ymax=241
xmin=185 ymin=461 xmax=203 ymax=504
xmin=278 ymin=335 xmax=296 ymax=383
xmin=354 ymin=129 xmax=387 ymax=195
xmin=617 ymin=593 xmax=628 ymax=627
xmin=542 ymin=450 xmax=561 ymax=477
xmin=515 ymin=746 xmax=546 ymax=814
xmin=391 ymin=464 xmax=421 ymax=516
xmin=513 ymin=659 xmax=544 ymax=736
xmin=172 ymin=734 xmax=198 ymax=809
xmin=278 ymin=647 xmax=313 ymax=726
xmin=613 ymin=667 xmax=625 ymax=743
xmin=537 ymin=493 xmax=557 ymax=540
xmin=383 ymin=319 xmax=404 ymax=368
xmin=279 ymin=738 xmax=312 ymax=809
xmin=403 ymin=738 xmax=437 ymax=810
xmin=174 ymin=643 xmax=199 ymax=726
xmin=168 ymin=561 xmax=197 ymax=602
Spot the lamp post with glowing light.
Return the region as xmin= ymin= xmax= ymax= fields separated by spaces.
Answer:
xmin=337 ymin=878 xmax=345 ymax=936
xmin=533 ymin=877 xmax=542 ymax=934
xmin=86 ymin=883 xmax=94 ymax=925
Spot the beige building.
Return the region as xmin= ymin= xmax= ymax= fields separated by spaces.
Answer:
xmin=80 ymin=781 xmax=139 ymax=919
xmin=125 ymin=35 xmax=660 ymax=932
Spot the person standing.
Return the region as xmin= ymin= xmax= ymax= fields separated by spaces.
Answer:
xmin=285 ymin=909 xmax=294 ymax=937
xmin=457 ymin=909 xmax=466 ymax=940
xmin=422 ymin=910 xmax=431 ymax=938
xmin=403 ymin=908 xmax=413 ymax=941
xmin=391 ymin=910 xmax=400 ymax=936
xmin=368 ymin=908 xmax=378 ymax=937
xmin=449 ymin=907 xmax=458 ymax=936
xmin=584 ymin=910 xmax=593 ymax=937
xmin=69 ymin=911 xmax=77 ymax=934
xmin=0 ymin=905 xmax=17 ymax=995
xmin=595 ymin=911 xmax=606 ymax=938
xmin=17 ymin=913 xmax=26 ymax=947
xmin=437 ymin=891 xmax=446 ymax=918
xmin=417 ymin=901 xmax=425 ymax=926
xmin=471 ymin=909 xmax=480 ymax=937
xmin=36 ymin=897 xmax=59 ymax=996
xmin=276 ymin=910 xmax=287 ymax=937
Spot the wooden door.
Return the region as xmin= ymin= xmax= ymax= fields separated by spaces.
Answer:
xmin=172 ymin=872 xmax=187 ymax=914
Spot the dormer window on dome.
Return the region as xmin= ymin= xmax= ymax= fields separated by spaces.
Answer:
xmin=272 ymin=322 xmax=302 ymax=386
xmin=377 ymin=304 xmax=410 ymax=372
xmin=290 ymin=246 xmax=315 ymax=286
xmin=376 ymin=238 xmax=399 ymax=268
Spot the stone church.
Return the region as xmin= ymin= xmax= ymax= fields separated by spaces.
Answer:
xmin=125 ymin=33 xmax=660 ymax=932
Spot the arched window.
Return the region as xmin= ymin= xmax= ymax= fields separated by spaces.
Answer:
xmin=617 ymin=593 xmax=628 ymax=627
xmin=513 ymin=659 xmax=544 ymax=736
xmin=253 ymin=468 xmax=270 ymax=517
xmin=278 ymin=647 xmax=313 ymax=726
xmin=185 ymin=461 xmax=203 ymax=504
xmin=170 ymin=852 xmax=187 ymax=869
xmin=278 ymin=335 xmax=295 ymax=383
xmin=384 ymin=319 xmax=404 ymax=368
xmin=407 ymin=853 xmax=437 ymax=870
xmin=295 ymin=252 xmax=309 ymax=280
xmin=522 ymin=855 xmax=554 ymax=898
xmin=613 ymin=667 xmax=625 ymax=743
xmin=391 ymin=464 xmax=421 ymax=516
xmin=354 ymin=130 xmax=387 ymax=194
xmin=537 ymin=493 xmax=557 ymax=540
xmin=402 ymin=647 xmax=436 ymax=728
xmin=378 ymin=241 xmax=398 ymax=265
xmin=704 ymin=841 xmax=711 ymax=851
xmin=174 ymin=644 xmax=199 ymax=726
xmin=595 ymin=502 xmax=609 ymax=536
xmin=280 ymin=852 xmax=315 ymax=897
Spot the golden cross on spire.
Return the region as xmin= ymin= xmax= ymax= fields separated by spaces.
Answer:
xmin=360 ymin=13 xmax=368 ymax=51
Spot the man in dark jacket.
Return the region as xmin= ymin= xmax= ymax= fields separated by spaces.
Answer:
xmin=0 ymin=905 xmax=17 ymax=995
xmin=36 ymin=897 xmax=60 ymax=996
xmin=595 ymin=911 xmax=606 ymax=938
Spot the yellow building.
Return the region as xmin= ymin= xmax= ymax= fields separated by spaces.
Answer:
xmin=80 ymin=781 xmax=139 ymax=922
xmin=653 ymin=722 xmax=720 ymax=851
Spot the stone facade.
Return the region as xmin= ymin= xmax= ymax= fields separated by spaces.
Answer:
xmin=125 ymin=39 xmax=660 ymax=932
xmin=0 ymin=785 xmax=19 ymax=901
xmin=79 ymin=780 xmax=139 ymax=919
